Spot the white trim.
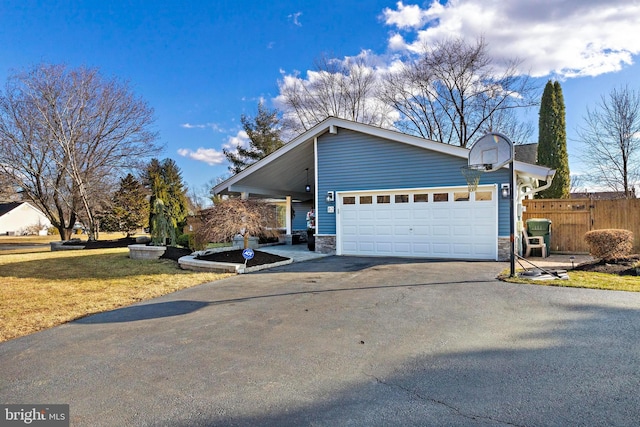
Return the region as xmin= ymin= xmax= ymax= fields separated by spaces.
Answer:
xmin=335 ymin=184 xmax=498 ymax=259
xmin=314 ymin=136 xmax=319 ymax=234
xmin=213 ymin=116 xmax=555 ymax=198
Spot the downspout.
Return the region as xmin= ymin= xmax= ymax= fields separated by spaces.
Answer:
xmin=519 ymin=170 xmax=556 ymax=199
xmin=516 ymin=170 xmax=555 ymax=256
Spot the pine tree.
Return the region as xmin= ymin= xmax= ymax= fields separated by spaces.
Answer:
xmin=537 ymin=80 xmax=570 ymax=198
xmin=224 ymin=102 xmax=284 ymax=173
xmin=100 ymin=174 xmax=149 ymax=236
xmin=143 ymin=158 xmax=189 ymax=245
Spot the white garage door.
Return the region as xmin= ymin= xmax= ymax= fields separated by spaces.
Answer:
xmin=338 ymin=186 xmax=497 ymax=260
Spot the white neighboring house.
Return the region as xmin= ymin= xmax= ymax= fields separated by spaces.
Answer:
xmin=0 ymin=202 xmax=52 ymax=236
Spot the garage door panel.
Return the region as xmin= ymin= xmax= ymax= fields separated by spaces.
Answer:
xmin=393 ymin=226 xmax=411 ymax=236
xmin=452 ymin=244 xmax=472 ymax=256
xmin=376 ymin=225 xmax=393 ymax=235
xmin=413 ymin=225 xmax=430 ymax=235
xmin=432 ymin=208 xmax=451 ymax=219
xmin=474 ymin=243 xmax=495 ymax=254
xmin=359 ymin=242 xmax=375 ymax=252
xmin=474 ymin=208 xmax=494 ymax=220
xmin=376 ymin=242 xmax=393 ymax=252
xmin=413 ymin=210 xmax=430 ymax=220
xmin=343 ymin=210 xmax=358 ymax=221
xmin=376 ymin=210 xmax=393 ymax=220
xmin=412 ymin=243 xmax=431 ymax=255
xmin=343 ymin=225 xmax=358 ymax=236
xmin=394 ymin=210 xmax=411 ymax=220
xmin=340 ymin=188 xmax=497 ymax=259
xmin=452 ymin=225 xmax=471 ymax=236
xmin=432 ymin=243 xmax=451 ymax=255
xmin=452 ymin=208 xmax=472 ymax=220
xmin=432 ymin=226 xmax=450 ymax=236
xmin=474 ymin=227 xmax=494 ymax=237
xmin=393 ymin=242 xmax=411 ymax=253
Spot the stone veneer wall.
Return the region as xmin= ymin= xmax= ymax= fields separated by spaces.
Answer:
xmin=315 ymin=235 xmax=336 ymax=254
xmin=498 ymin=237 xmax=511 ymax=261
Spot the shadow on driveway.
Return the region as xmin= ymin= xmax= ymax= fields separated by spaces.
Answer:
xmin=75 ymin=300 xmax=209 ymax=324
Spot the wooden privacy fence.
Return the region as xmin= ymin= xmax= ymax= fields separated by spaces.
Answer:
xmin=522 ymin=198 xmax=640 ymax=253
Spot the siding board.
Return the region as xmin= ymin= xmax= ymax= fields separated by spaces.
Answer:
xmin=317 ymin=129 xmax=511 ymax=235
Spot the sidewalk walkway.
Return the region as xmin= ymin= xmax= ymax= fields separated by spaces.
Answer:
xmin=260 ymin=244 xmax=592 ymax=268
xmin=517 ymin=253 xmax=593 ymax=269
xmin=259 ymin=244 xmax=332 ymax=263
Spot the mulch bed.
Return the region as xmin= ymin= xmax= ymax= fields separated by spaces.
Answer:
xmin=67 ymin=238 xmax=289 ymax=267
xmin=160 ymin=246 xmax=193 ymax=261
xmin=573 ymin=255 xmax=640 ymax=276
xmin=83 ymin=237 xmax=137 ymax=249
xmin=195 ymin=249 xmax=289 ymax=267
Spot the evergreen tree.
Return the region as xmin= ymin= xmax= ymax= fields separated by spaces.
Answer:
xmin=161 ymin=158 xmax=189 ymax=230
xmin=224 ymin=102 xmax=284 ymax=173
xmin=537 ymin=80 xmax=570 ymax=198
xmin=143 ymin=158 xmax=189 ymax=244
xmin=100 ymin=174 xmax=149 ymax=236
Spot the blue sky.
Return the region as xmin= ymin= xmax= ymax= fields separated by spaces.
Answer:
xmin=1 ymin=0 xmax=639 ymax=195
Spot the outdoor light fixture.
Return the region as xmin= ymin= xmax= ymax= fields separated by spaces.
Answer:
xmin=305 ymin=168 xmax=311 ymax=192
xmin=326 ymin=191 xmax=334 ymax=203
xmin=501 ymin=183 xmax=511 ymax=199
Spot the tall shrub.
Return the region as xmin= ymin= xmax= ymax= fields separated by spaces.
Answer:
xmin=537 ymin=80 xmax=570 ymax=198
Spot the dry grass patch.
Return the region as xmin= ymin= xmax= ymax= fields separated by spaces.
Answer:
xmin=0 ymin=248 xmax=231 ymax=342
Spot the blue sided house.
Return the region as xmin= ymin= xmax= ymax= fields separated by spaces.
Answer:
xmin=213 ymin=117 xmax=555 ymax=261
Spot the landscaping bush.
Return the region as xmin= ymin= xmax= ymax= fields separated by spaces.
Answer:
xmin=188 ymin=234 xmax=208 ymax=251
xmin=584 ymin=229 xmax=633 ymax=260
xmin=176 ymin=232 xmax=208 ymax=251
xmin=176 ymin=233 xmax=191 ymax=248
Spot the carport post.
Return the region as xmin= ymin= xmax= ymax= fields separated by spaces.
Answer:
xmin=509 ymin=159 xmax=515 ymax=277
xmin=285 ymin=195 xmax=292 ymax=241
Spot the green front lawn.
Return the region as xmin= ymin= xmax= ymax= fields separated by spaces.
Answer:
xmin=502 ymin=270 xmax=640 ymax=292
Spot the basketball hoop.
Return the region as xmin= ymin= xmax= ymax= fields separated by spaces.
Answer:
xmin=460 ymin=164 xmax=486 ymax=192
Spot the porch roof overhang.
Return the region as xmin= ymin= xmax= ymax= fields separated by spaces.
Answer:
xmin=212 ymin=117 xmax=556 ymax=198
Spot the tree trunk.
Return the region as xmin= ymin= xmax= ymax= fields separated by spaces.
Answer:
xmin=243 ymin=233 xmax=249 ymax=249
xmin=59 ymin=227 xmax=74 ymax=241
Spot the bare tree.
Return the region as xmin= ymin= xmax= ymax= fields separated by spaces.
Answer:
xmin=195 ymin=198 xmax=279 ymax=249
xmin=277 ymin=53 xmax=396 ymax=134
xmin=0 ymin=64 xmax=160 ymax=239
xmin=570 ymin=174 xmax=585 ymax=194
xmin=378 ymin=37 xmax=538 ymax=147
xmin=577 ymin=85 xmax=640 ymax=198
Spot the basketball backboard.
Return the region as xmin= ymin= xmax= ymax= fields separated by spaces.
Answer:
xmin=468 ymin=133 xmax=513 ymax=171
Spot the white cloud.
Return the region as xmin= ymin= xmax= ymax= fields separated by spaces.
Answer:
xmin=181 ymin=122 xmax=224 ymax=132
xmin=177 ymin=147 xmax=226 ymax=166
xmin=383 ymin=0 xmax=640 ymax=78
xmin=222 ymin=130 xmax=250 ymax=152
xmin=288 ymin=11 xmax=302 ymax=27
xmin=177 ymin=130 xmax=251 ymax=166
xmin=382 ymin=1 xmax=441 ymax=29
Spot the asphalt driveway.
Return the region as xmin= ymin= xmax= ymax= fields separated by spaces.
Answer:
xmin=1 ymin=256 xmax=639 ymax=426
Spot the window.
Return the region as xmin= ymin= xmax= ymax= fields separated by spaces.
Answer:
xmin=377 ymin=195 xmax=391 ymax=204
xmin=360 ymin=195 xmax=372 ymax=204
xmin=414 ymin=193 xmax=429 ymax=203
xmin=433 ymin=193 xmax=449 ymax=202
xmin=343 ymin=196 xmax=356 ymax=205
xmin=475 ymin=191 xmax=492 ymax=201
xmin=454 ymin=192 xmax=470 ymax=201
xmin=395 ymin=194 xmax=409 ymax=203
